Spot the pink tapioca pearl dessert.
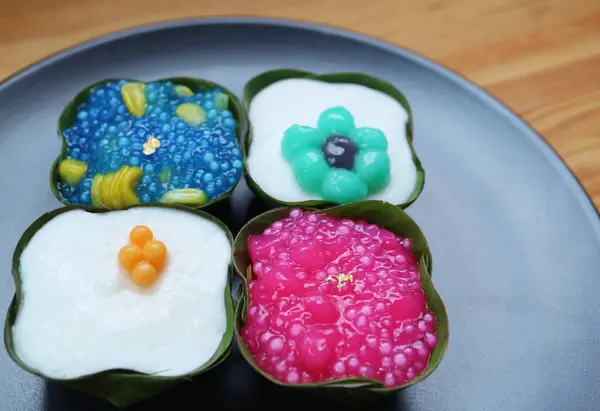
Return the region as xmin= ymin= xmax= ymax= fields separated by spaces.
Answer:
xmin=242 ymin=209 xmax=438 ymax=387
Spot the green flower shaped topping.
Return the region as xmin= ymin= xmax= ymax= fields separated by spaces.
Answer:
xmin=281 ymin=107 xmax=391 ymax=204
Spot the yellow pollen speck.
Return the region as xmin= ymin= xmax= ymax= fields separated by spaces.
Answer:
xmin=325 ymin=272 xmax=354 ymax=290
xmin=142 ymin=136 xmax=161 ymax=155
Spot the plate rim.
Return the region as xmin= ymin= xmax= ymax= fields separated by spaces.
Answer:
xmin=1 ymin=16 xmax=599 ymax=240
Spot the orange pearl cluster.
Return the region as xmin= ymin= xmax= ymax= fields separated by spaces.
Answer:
xmin=118 ymin=225 xmax=167 ymax=287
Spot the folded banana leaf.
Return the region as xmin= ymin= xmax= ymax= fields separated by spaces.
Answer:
xmin=242 ymin=69 xmax=425 ymax=210
xmin=232 ymin=200 xmax=447 ymax=404
xmin=4 ymin=203 xmax=236 ymax=408
xmin=50 ymin=77 xmax=246 ymax=210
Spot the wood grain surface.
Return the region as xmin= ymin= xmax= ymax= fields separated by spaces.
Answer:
xmin=1 ymin=0 xmax=599 ymax=206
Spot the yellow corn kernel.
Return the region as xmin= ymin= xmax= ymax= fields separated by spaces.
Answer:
xmin=58 ymin=159 xmax=88 ymax=186
xmin=176 ymin=103 xmax=206 ymax=126
xmin=121 ymin=82 xmax=147 ymax=117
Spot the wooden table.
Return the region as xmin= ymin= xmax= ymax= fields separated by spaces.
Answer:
xmin=1 ymin=0 xmax=599 ymax=206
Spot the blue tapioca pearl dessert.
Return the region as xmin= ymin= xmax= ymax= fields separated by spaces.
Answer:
xmin=53 ymin=78 xmax=245 ymax=209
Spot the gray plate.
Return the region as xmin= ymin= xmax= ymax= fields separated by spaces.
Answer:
xmin=1 ymin=17 xmax=599 ymax=411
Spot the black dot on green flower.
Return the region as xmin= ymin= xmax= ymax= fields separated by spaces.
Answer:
xmin=321 ymin=135 xmax=357 ymax=170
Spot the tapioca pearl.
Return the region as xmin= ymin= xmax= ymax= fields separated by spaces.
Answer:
xmin=349 ymin=241 xmax=366 ymax=254
xmin=366 ymin=273 xmax=378 ymax=285
xmin=344 ymin=307 xmax=358 ymax=320
xmin=290 ymin=208 xmax=303 ymax=219
xmin=303 ymin=281 xmax=318 ymax=291
xmin=295 ymin=271 xmax=308 ymax=281
xmin=299 ymin=329 xmax=333 ymax=371
xmin=285 ymin=369 xmax=300 ymax=384
xmin=359 ymin=255 xmax=374 ymax=267
xmin=393 ymin=352 xmax=407 ymax=367
xmin=394 ymin=254 xmax=407 ymax=265
xmin=359 ymin=365 xmax=375 ymax=378
xmin=326 ymin=266 xmax=340 ymax=276
xmin=288 ymin=322 xmax=304 ymax=338
xmin=382 ymin=318 xmax=392 ymax=328
xmin=355 ymin=315 xmax=369 ymax=329
xmin=259 ymin=331 xmax=274 ymax=345
xmin=385 ymin=277 xmax=397 ymax=286
xmin=268 ymin=336 xmax=286 ymax=354
xmin=277 ymin=251 xmax=290 ymax=261
xmin=377 ymin=270 xmax=387 ymax=279
xmin=347 ymin=356 xmax=360 ymax=369
xmin=379 ymin=340 xmax=392 ymax=355
xmin=305 ymin=226 xmax=316 ymax=235
xmin=286 ymin=353 xmax=297 ymax=365
xmin=272 ymin=221 xmax=284 ymax=231
xmin=375 ymin=302 xmax=387 ymax=313
xmin=380 ymin=328 xmax=390 ymax=340
xmin=409 ymin=280 xmax=421 ymax=291
xmin=289 ymin=237 xmax=301 ymax=246
xmin=301 ymin=372 xmax=313 ymax=383
xmin=381 ymin=356 xmax=392 ymax=368
xmin=365 ymin=224 xmax=380 ymax=237
xmin=425 ymin=332 xmax=438 ymax=349
xmin=248 ymin=306 xmax=259 ymax=318
xmin=263 ymin=228 xmax=273 ymax=235
xmin=359 ymin=305 xmax=374 ymax=316
xmin=366 ymin=335 xmax=378 ymax=348
xmin=314 ymin=270 xmax=327 ymax=281
xmin=306 ymin=213 xmax=319 ymax=223
xmin=403 ymin=347 xmax=416 ymax=360
xmin=406 ymin=367 xmax=416 ymax=381
xmin=253 ymin=262 xmax=263 ymax=275
xmin=275 ymin=359 xmax=288 ymax=375
xmin=413 ymin=361 xmax=426 ymax=373
xmin=418 ymin=320 xmax=431 ymax=333
xmin=332 ymin=360 xmax=346 ymax=375
xmin=337 ymin=225 xmax=351 ymax=235
xmin=402 ymin=238 xmax=413 ymax=250
xmin=384 ymin=372 xmax=396 ymax=386
xmin=413 ymin=341 xmax=430 ymax=359
xmin=404 ymin=323 xmax=416 ymax=336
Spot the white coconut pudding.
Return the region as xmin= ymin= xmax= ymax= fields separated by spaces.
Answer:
xmin=11 ymin=207 xmax=231 ymax=380
xmin=246 ymin=78 xmax=419 ymax=205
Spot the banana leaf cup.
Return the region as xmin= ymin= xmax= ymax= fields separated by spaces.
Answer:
xmin=4 ymin=204 xmax=237 ymax=408
xmin=232 ymin=201 xmax=448 ymax=404
xmin=242 ymin=69 xmax=425 ymax=210
xmin=50 ymin=77 xmax=246 ymax=211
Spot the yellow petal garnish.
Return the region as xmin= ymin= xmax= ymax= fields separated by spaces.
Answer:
xmin=160 ymin=188 xmax=208 ymax=205
xmin=176 ymin=103 xmax=206 ymax=126
xmin=174 ymin=85 xmax=194 ymax=97
xmin=90 ymin=166 xmax=142 ymax=209
xmin=121 ymin=82 xmax=147 ymax=117
xmin=142 ymin=136 xmax=161 ymax=155
xmin=324 ymin=272 xmax=354 ymax=290
xmin=58 ymin=159 xmax=88 ymax=186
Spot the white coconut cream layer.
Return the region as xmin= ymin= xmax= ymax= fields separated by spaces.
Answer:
xmin=12 ymin=208 xmax=231 ymax=379
xmin=247 ymin=78 xmax=418 ymax=203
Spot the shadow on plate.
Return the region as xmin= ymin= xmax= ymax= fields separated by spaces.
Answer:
xmin=43 ymin=346 xmax=408 ymax=411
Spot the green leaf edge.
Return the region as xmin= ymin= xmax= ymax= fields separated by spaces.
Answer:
xmin=242 ymin=69 xmax=425 ymax=210
xmin=232 ymin=200 xmax=448 ymax=393
xmin=49 ymin=77 xmax=247 ymax=210
xmin=4 ymin=203 xmax=237 ymax=408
